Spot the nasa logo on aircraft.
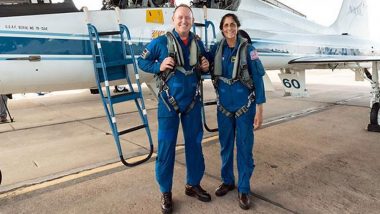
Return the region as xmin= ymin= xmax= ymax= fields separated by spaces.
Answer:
xmin=349 ymin=1 xmax=365 ymax=16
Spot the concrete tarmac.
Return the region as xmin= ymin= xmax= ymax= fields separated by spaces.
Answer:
xmin=0 ymin=70 xmax=379 ymax=213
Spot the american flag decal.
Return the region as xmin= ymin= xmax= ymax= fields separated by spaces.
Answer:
xmin=141 ymin=48 xmax=150 ymax=59
xmin=250 ymin=50 xmax=259 ymax=60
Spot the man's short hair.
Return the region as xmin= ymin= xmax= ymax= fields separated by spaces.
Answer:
xmin=173 ymin=4 xmax=193 ymax=16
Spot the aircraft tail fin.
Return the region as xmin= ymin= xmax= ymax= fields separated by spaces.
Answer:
xmin=330 ymin=0 xmax=369 ymax=38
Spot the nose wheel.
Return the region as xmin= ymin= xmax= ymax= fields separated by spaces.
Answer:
xmin=368 ymin=103 xmax=380 ymax=132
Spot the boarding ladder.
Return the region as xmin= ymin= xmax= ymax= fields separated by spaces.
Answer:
xmin=193 ymin=6 xmax=219 ymax=132
xmin=85 ymin=8 xmax=153 ymax=167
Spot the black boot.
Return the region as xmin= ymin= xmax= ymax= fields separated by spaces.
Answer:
xmin=161 ymin=192 xmax=173 ymax=214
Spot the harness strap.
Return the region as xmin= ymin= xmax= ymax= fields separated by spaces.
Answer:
xmin=177 ymin=66 xmax=195 ymax=76
xmin=166 ymin=31 xmax=185 ymax=66
xmin=218 ymin=76 xmax=239 ymax=85
xmin=212 ymin=37 xmax=253 ymax=90
xmin=162 ymin=84 xmax=180 ymax=114
xmin=218 ymin=105 xmax=234 ymax=118
xmin=213 ymin=80 xmax=256 ymax=118
xmin=157 ymin=31 xmax=202 ymax=114
xmin=159 ymin=78 xmax=201 ymax=115
xmin=184 ymin=89 xmax=201 ymax=114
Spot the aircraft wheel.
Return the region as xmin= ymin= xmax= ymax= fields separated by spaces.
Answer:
xmin=368 ymin=103 xmax=380 ymax=132
xmin=114 ymin=85 xmax=129 ymax=93
xmin=370 ymin=102 xmax=379 ymax=125
xmin=90 ymin=88 xmax=99 ymax=94
xmin=0 ymin=169 xmax=2 ymax=185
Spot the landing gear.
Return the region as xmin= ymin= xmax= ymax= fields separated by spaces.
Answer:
xmin=368 ymin=102 xmax=380 ymax=132
xmin=365 ymin=62 xmax=380 ymax=132
xmin=90 ymin=88 xmax=99 ymax=94
xmin=1 ymin=94 xmax=14 ymax=123
xmin=113 ymin=85 xmax=129 ymax=93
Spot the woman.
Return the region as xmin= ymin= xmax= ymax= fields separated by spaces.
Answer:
xmin=211 ymin=13 xmax=266 ymax=210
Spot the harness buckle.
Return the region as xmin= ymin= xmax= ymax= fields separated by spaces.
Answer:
xmin=162 ymin=84 xmax=169 ymax=92
xmin=168 ymin=96 xmax=176 ymax=104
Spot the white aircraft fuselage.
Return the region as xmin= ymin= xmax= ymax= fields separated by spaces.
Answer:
xmin=0 ymin=0 xmax=379 ymax=94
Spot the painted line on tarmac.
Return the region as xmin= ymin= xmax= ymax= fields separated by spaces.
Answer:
xmin=262 ymin=104 xmax=334 ymax=128
xmin=262 ymin=94 xmax=371 ymax=128
xmin=0 ymin=101 xmax=336 ymax=199
xmin=0 ymin=107 xmax=158 ymax=134
xmin=0 ymin=135 xmax=218 ymax=199
xmin=0 ymin=102 xmax=340 ymax=199
xmin=0 ymin=101 xmax=343 ymax=200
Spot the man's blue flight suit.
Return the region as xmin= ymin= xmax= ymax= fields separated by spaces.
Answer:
xmin=138 ymin=30 xmax=208 ymax=193
xmin=213 ymin=37 xmax=266 ymax=194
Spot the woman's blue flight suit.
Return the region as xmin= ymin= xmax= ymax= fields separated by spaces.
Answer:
xmin=138 ymin=30 xmax=208 ymax=193
xmin=213 ymin=37 xmax=266 ymax=194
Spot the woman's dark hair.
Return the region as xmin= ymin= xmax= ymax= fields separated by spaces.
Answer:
xmin=238 ymin=29 xmax=252 ymax=44
xmin=219 ymin=13 xmax=241 ymax=31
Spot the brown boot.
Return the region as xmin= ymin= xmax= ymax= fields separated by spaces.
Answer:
xmin=215 ymin=183 xmax=235 ymax=197
xmin=238 ymin=192 xmax=251 ymax=210
xmin=185 ymin=184 xmax=211 ymax=202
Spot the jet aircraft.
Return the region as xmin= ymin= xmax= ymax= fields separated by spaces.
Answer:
xmin=0 ymin=0 xmax=379 ymax=132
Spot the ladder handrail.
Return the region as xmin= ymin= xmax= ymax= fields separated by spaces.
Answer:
xmin=87 ymin=22 xmax=154 ymax=167
xmin=119 ymin=24 xmax=154 ymax=166
xmin=197 ymin=14 xmax=219 ymax=133
xmin=204 ymin=20 xmax=217 ymax=49
xmin=87 ymin=24 xmax=119 ymax=132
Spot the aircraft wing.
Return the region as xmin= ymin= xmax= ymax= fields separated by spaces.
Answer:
xmin=288 ymin=55 xmax=380 ymax=64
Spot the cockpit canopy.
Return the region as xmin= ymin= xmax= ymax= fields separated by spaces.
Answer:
xmin=0 ymin=0 xmax=241 ymax=17
xmin=0 ymin=0 xmax=79 ymax=17
xmin=102 ymin=0 xmax=240 ymax=11
xmin=191 ymin=0 xmax=240 ymax=10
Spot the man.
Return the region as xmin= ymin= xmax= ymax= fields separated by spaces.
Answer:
xmin=138 ymin=4 xmax=211 ymax=214
xmin=0 ymin=95 xmax=8 ymax=123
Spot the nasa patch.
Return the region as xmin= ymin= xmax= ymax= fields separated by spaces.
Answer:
xmin=141 ymin=48 xmax=150 ymax=59
xmin=250 ymin=50 xmax=259 ymax=60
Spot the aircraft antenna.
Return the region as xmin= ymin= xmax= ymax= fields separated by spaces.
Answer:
xmin=203 ymin=5 xmax=207 ymax=20
xmin=115 ymin=7 xmax=121 ymax=24
xmin=83 ymin=6 xmax=90 ymax=24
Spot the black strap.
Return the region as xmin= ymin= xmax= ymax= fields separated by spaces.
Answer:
xmin=159 ymin=80 xmax=201 ymax=115
xmin=213 ymin=79 xmax=256 ymax=118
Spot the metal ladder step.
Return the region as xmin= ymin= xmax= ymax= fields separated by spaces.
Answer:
xmin=105 ymin=92 xmax=141 ymax=104
xmin=95 ymin=59 xmax=133 ymax=68
xmin=194 ymin=22 xmax=206 ymax=27
xmin=118 ymin=124 xmax=146 ymax=136
xmin=98 ymin=31 xmax=121 ymax=36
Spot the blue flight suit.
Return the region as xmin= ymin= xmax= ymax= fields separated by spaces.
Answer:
xmin=213 ymin=38 xmax=266 ymax=194
xmin=138 ymin=30 xmax=208 ymax=193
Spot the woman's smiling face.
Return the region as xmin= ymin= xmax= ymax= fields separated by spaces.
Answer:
xmin=222 ymin=16 xmax=238 ymax=40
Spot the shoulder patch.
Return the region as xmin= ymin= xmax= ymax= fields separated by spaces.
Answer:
xmin=250 ymin=50 xmax=259 ymax=60
xmin=141 ymin=48 xmax=150 ymax=59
